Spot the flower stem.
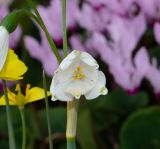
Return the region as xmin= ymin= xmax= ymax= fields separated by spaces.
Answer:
xmin=26 ymin=0 xmax=62 ymax=63
xmin=19 ymin=108 xmax=26 ymax=149
xmin=43 ymin=70 xmax=53 ymax=149
xmin=67 ymin=138 xmax=76 ymax=149
xmin=66 ymin=100 xmax=79 ymax=149
xmin=62 ymin=0 xmax=68 ymax=57
xmin=1 ymin=80 xmax=16 ymax=149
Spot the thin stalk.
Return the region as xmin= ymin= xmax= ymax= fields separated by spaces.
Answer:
xmin=19 ymin=108 xmax=26 ymax=149
xmin=66 ymin=100 xmax=79 ymax=149
xmin=2 ymin=80 xmax=16 ymax=149
xmin=26 ymin=0 xmax=62 ymax=63
xmin=62 ymin=0 xmax=68 ymax=57
xmin=43 ymin=70 xmax=53 ymax=149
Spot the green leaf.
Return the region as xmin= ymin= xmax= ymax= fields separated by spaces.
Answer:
xmin=87 ymin=88 xmax=148 ymax=131
xmin=89 ymin=88 xmax=149 ymax=114
xmin=0 ymin=107 xmax=42 ymax=148
xmin=38 ymin=107 xmax=67 ymax=134
xmin=120 ymin=106 xmax=160 ymax=149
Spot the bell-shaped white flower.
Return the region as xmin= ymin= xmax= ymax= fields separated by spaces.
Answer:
xmin=50 ymin=50 xmax=108 ymax=101
xmin=0 ymin=26 xmax=9 ymax=71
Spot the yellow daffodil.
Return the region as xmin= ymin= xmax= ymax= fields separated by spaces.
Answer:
xmin=0 ymin=84 xmax=50 ymax=108
xmin=0 ymin=49 xmax=27 ymax=80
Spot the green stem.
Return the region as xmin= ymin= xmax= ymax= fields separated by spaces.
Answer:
xmin=43 ymin=70 xmax=53 ymax=149
xmin=26 ymin=0 xmax=62 ymax=63
xmin=19 ymin=108 xmax=26 ymax=149
xmin=62 ymin=0 xmax=68 ymax=57
xmin=67 ymin=138 xmax=76 ymax=149
xmin=1 ymin=80 xmax=16 ymax=149
xmin=66 ymin=100 xmax=79 ymax=149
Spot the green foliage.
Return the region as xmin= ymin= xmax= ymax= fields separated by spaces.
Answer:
xmin=120 ymin=106 xmax=160 ymax=149
xmin=88 ymin=88 xmax=149 ymax=131
xmin=39 ymin=107 xmax=67 ymax=134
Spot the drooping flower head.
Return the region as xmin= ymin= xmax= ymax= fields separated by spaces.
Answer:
xmin=50 ymin=50 xmax=108 ymax=101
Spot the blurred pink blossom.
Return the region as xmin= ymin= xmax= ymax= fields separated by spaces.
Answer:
xmin=25 ymin=32 xmax=59 ymax=76
xmin=25 ymin=0 xmax=79 ymax=76
xmin=37 ymin=0 xmax=79 ymax=43
xmin=86 ymin=32 xmax=149 ymax=92
xmin=76 ymin=3 xmax=111 ymax=32
xmin=145 ymin=58 xmax=160 ymax=94
xmin=154 ymin=23 xmax=160 ymax=44
xmin=0 ymin=5 xmax=21 ymax=49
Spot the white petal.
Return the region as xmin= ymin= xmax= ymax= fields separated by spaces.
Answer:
xmin=85 ymin=71 xmax=108 ymax=100
xmin=65 ymin=79 xmax=96 ymax=99
xmin=0 ymin=26 xmax=9 ymax=71
xmin=59 ymin=50 xmax=79 ymax=70
xmin=50 ymin=73 xmax=73 ymax=101
xmin=80 ymin=51 xmax=99 ymax=69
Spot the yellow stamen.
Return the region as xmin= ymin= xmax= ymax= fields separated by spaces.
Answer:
xmin=72 ymin=66 xmax=86 ymax=80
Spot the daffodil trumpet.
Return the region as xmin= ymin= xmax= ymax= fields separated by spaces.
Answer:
xmin=0 ymin=84 xmax=50 ymax=149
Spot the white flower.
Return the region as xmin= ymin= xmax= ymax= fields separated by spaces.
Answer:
xmin=50 ymin=50 xmax=108 ymax=101
xmin=0 ymin=26 xmax=9 ymax=71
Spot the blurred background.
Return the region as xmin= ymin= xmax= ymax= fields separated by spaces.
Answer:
xmin=0 ymin=0 xmax=160 ymax=148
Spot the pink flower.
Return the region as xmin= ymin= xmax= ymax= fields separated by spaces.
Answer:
xmin=86 ymin=32 xmax=149 ymax=92
xmin=0 ymin=5 xmax=21 ymax=49
xmin=37 ymin=0 xmax=79 ymax=42
xmin=69 ymin=34 xmax=86 ymax=52
xmin=145 ymin=58 xmax=160 ymax=94
xmin=24 ymin=32 xmax=59 ymax=76
xmin=136 ymin=0 xmax=160 ymax=19
xmin=76 ymin=3 xmax=111 ymax=32
xmin=154 ymin=23 xmax=160 ymax=44
xmin=107 ymin=14 xmax=146 ymax=60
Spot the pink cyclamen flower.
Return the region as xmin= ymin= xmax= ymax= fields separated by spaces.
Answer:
xmin=87 ymin=32 xmax=149 ymax=93
xmin=24 ymin=32 xmax=59 ymax=76
xmin=106 ymin=14 xmax=146 ymax=60
xmin=145 ymin=58 xmax=160 ymax=94
xmin=25 ymin=0 xmax=79 ymax=76
xmin=0 ymin=5 xmax=21 ymax=49
xmin=76 ymin=3 xmax=111 ymax=32
xmin=154 ymin=22 xmax=160 ymax=44
xmin=136 ymin=0 xmax=160 ymax=19
xmin=37 ymin=0 xmax=79 ymax=43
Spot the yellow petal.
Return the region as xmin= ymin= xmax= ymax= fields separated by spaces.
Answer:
xmin=0 ymin=49 xmax=27 ymax=81
xmin=25 ymin=87 xmax=50 ymax=104
xmin=0 ymin=89 xmax=17 ymax=106
xmin=15 ymin=84 xmax=26 ymax=106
